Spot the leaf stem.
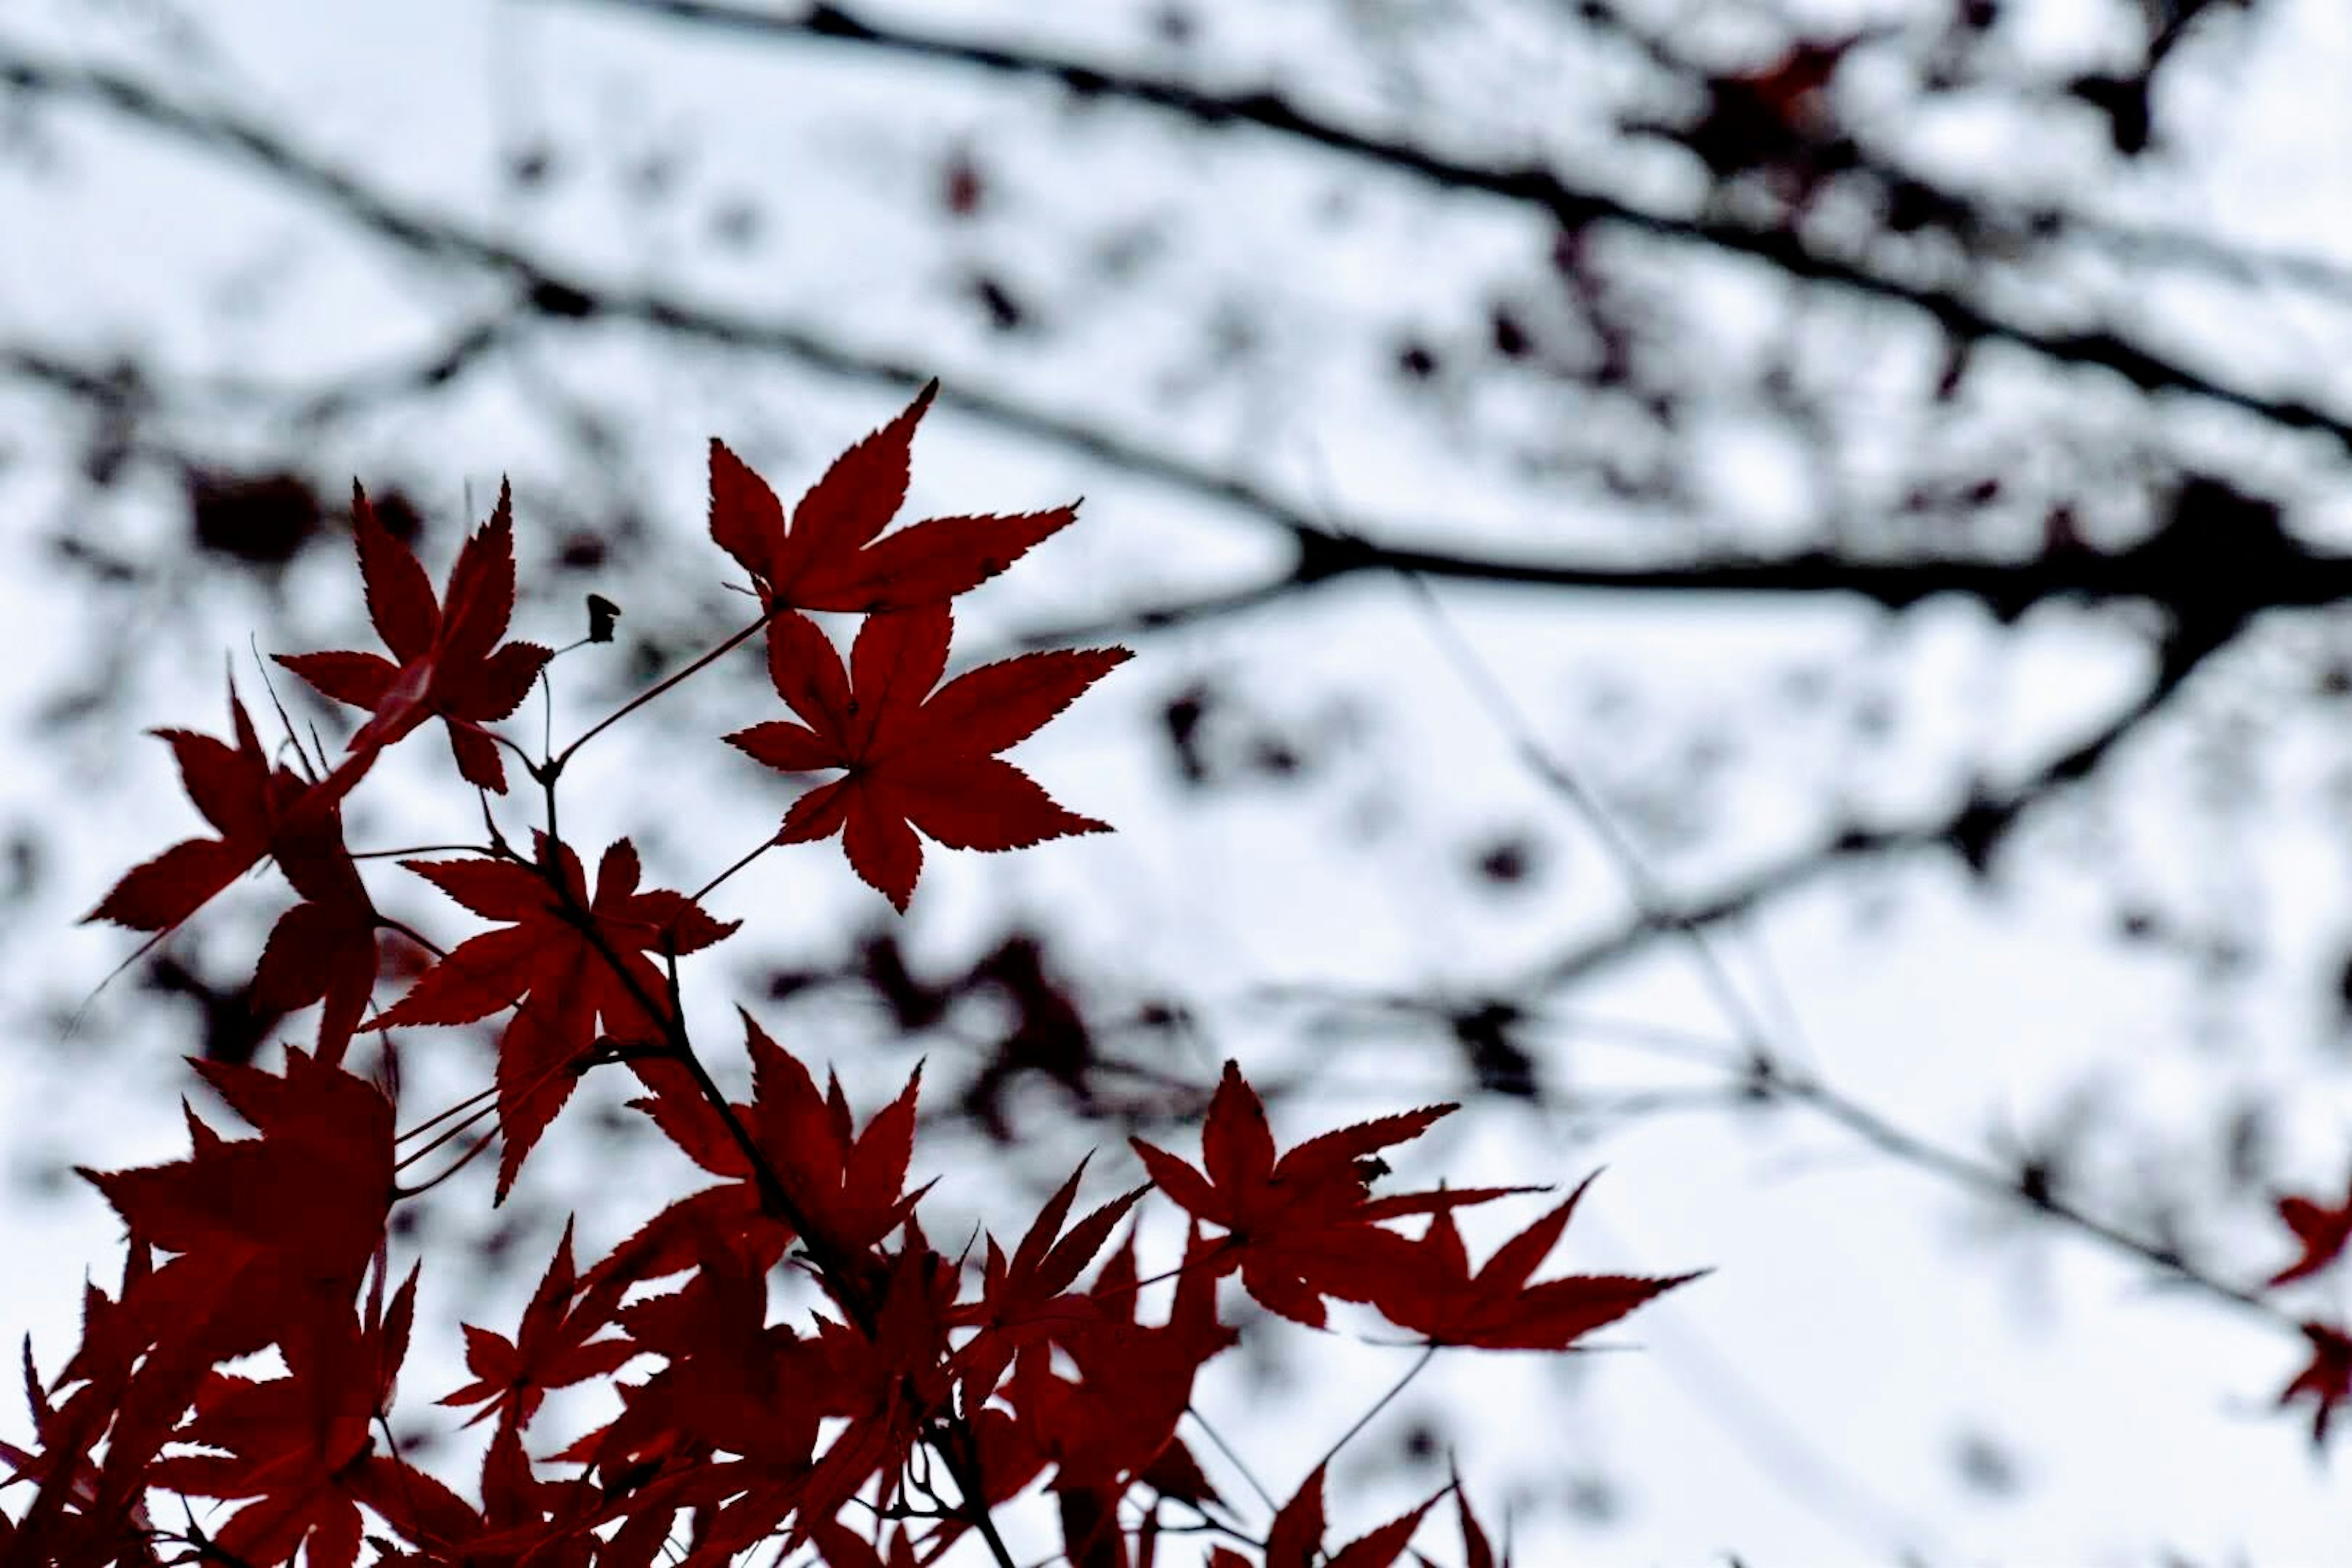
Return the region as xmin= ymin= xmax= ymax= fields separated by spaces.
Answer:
xmin=1308 ymin=1343 xmax=1438 ymax=1483
xmin=691 ymin=833 xmax=777 ymax=903
xmin=554 ymin=603 xmax=778 ymax=769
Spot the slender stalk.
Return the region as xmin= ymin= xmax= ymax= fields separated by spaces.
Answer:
xmin=1307 ymin=1344 xmax=1438 ymax=1483
xmin=554 ymin=604 xmax=777 ymax=769
xmin=692 ymin=833 xmax=776 ymax=903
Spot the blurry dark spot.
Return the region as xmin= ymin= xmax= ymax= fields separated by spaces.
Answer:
xmin=766 ymin=965 xmax=823 ymax=1002
xmin=1395 ymin=340 xmax=1439 ymax=381
xmin=861 ymin=930 xmax=952 ymax=1031
xmin=1562 ymin=1471 xmax=1619 ymax=1525
xmin=2016 ymin=1157 xmax=2055 ymax=1210
xmin=2114 ymin=906 xmax=2160 ymax=943
xmin=507 ymin=145 xmax=554 ymax=189
xmin=969 ymin=273 xmax=1025 ymax=331
xmin=1248 ymin=738 xmax=1299 ymax=778
xmin=51 ymin=535 xmax=139 ymax=585
xmin=0 ymin=832 xmax=38 ymax=906
xmin=627 ymin=151 xmax=678 ymax=202
xmin=941 ymin=149 xmax=985 ymax=217
xmin=960 ymin=932 xmax=1103 ymax=1142
xmin=1134 ymin=998 xmax=1188 ymax=1032
xmin=1947 ymin=793 xmax=2010 ymax=880
xmin=368 ymin=490 xmax=426 ymax=545
xmin=557 ymin=532 xmax=608 ymax=571
xmin=1474 ymin=835 xmax=1537 ymax=888
xmin=1162 ymin=684 xmax=1212 ymax=786
xmin=709 ymin=198 xmax=762 ymax=249
xmin=1490 ymin=304 xmax=1532 ymax=360
xmin=190 ymin=470 xmax=321 ymax=569
xmin=1952 ymin=1430 xmax=2020 ymax=1498
xmin=1152 ymin=5 xmax=1196 ymax=43
xmin=145 ymin=956 xmax=277 ymax=1069
xmin=529 ymin=279 xmax=600 ymax=320
xmin=2222 ymin=1100 xmax=2269 ymax=1191
xmin=1453 ymin=1001 xmax=1538 ymax=1100
xmin=1852 ymin=695 xmax=1894 ymax=741
xmin=2068 ymin=72 xmax=2151 ymax=156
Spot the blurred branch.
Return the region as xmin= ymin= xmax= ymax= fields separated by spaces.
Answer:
xmin=1521 ymin=622 xmax=2202 ymax=1002
xmin=523 ymin=0 xmax=2352 ymax=450
xmin=11 ymin=37 xmax=2351 ymax=624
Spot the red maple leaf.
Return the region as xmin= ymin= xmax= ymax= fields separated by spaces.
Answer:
xmin=1003 ymin=1224 xmax=1237 ymax=1492
xmin=77 ymin=1047 xmax=396 ymax=1377
xmin=1129 ymin=1061 xmax=1527 ymax=1327
xmin=247 ymin=800 xmax=381 ymax=1068
xmin=560 ymin=1233 xmax=823 ymax=1560
xmin=951 ymin=1158 xmax=1147 ymax=1399
xmin=728 ymin=603 xmax=1128 ymax=910
xmin=83 ymin=683 xmax=290 ymax=933
xmin=2280 ymin=1319 xmax=2352 ymax=1448
xmin=144 ymin=1272 xmax=475 ymax=1568
xmin=590 ymin=1014 xmax=924 ymax=1299
xmin=708 ymin=382 xmax=1076 ymax=612
xmin=276 ymin=481 xmax=551 ymax=794
xmin=1370 ymin=1172 xmax=1701 ymax=1349
xmin=1256 ymin=1464 xmax=1442 ymax=1568
xmin=1450 ymin=1477 xmax=1505 ymax=1568
xmin=372 ymin=835 xmax=737 ymax=1198
xmin=2269 ymin=1170 xmax=2352 ymax=1287
xmin=83 ymin=682 xmax=377 ymax=941
xmin=439 ymin=1219 xmax=636 ymax=1434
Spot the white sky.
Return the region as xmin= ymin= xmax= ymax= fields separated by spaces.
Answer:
xmin=6 ymin=0 xmax=2352 ymax=1563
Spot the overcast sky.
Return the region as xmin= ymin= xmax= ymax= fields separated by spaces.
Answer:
xmin=7 ymin=1 xmax=2352 ymax=1562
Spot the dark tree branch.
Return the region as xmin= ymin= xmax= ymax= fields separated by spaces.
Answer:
xmin=517 ymin=0 xmax=2352 ymax=451
xmin=1518 ymin=620 xmax=2215 ymax=1001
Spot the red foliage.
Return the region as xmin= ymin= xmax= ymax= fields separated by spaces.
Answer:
xmin=2267 ymin=1172 xmax=2352 ymax=1287
xmin=276 ymin=481 xmax=551 ymax=793
xmin=729 ymin=603 xmax=1128 ymax=909
xmin=23 ymin=391 xmax=1703 ymax=1567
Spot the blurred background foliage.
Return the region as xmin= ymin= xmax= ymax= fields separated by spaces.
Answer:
xmin=7 ymin=0 xmax=2352 ymax=1558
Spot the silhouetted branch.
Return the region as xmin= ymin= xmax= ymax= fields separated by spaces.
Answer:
xmin=518 ymin=0 xmax=2352 ymax=450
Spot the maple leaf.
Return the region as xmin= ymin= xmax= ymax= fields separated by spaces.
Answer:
xmin=2280 ymin=1319 xmax=2352 ymax=1448
xmin=2268 ymin=1169 xmax=2352 ymax=1287
xmin=708 ymin=381 xmax=1076 ymax=612
xmin=83 ymin=682 xmax=374 ymax=934
xmin=248 ymin=800 xmax=381 ymax=1068
xmin=1129 ymin=1061 xmax=1527 ymax=1327
xmin=728 ymin=603 xmax=1129 ymax=910
xmin=83 ymin=680 xmax=388 ymax=1063
xmin=374 ymin=835 xmax=737 ymax=1199
xmin=594 ymin=1016 xmax=925 ymax=1299
xmin=145 ymin=1273 xmax=475 ymax=1568
xmin=83 ymin=684 xmax=287 ymax=933
xmin=1450 ymin=1476 xmax=1505 ymax=1568
xmin=276 ymin=481 xmax=551 ymax=793
xmin=1371 ymin=1172 xmax=1702 ymax=1350
xmin=951 ymin=1157 xmax=1148 ymax=1399
xmin=1005 ymin=1224 xmax=1237 ymax=1491
xmin=1260 ymin=1465 xmax=1442 ymax=1568
xmin=439 ymin=1219 xmax=636 ymax=1434
xmin=563 ymin=1233 xmax=823 ymax=1560
xmin=77 ymin=1048 xmax=396 ymax=1378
